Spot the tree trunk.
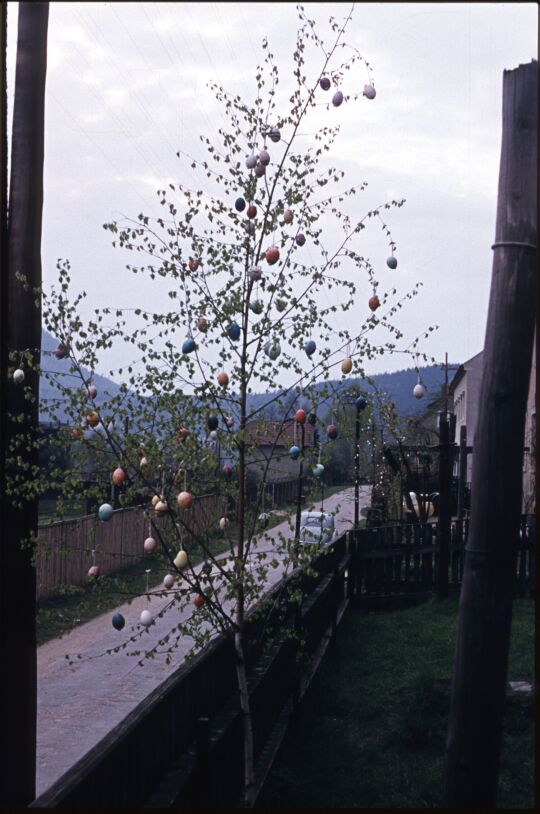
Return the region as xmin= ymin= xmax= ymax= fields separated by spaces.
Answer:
xmin=444 ymin=60 xmax=537 ymax=808
xmin=0 ymin=3 xmax=49 ymax=806
xmin=234 ymin=630 xmax=256 ymax=807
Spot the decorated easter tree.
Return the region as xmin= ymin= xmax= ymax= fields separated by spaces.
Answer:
xmin=21 ymin=5 xmax=437 ymax=805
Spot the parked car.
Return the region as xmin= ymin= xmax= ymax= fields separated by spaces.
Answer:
xmin=299 ymin=511 xmax=336 ymax=546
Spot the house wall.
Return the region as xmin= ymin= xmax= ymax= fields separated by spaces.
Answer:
xmin=522 ymin=335 xmax=536 ymax=512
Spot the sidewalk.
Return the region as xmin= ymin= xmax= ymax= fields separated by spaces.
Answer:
xmin=36 ymin=486 xmax=368 ymax=795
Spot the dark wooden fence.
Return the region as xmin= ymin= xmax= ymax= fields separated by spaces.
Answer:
xmin=36 ymin=494 xmax=224 ymax=600
xmin=349 ymin=514 xmax=535 ymax=607
xmin=30 ymin=535 xmax=350 ymax=809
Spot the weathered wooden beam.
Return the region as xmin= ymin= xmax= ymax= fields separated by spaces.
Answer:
xmin=444 ymin=60 xmax=537 ymax=808
xmin=0 ymin=3 xmax=49 ymax=806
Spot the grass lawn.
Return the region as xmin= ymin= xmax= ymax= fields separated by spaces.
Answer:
xmin=258 ymin=595 xmax=534 ymax=809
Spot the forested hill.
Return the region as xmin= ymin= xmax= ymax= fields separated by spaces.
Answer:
xmin=39 ymin=327 xmax=448 ymax=424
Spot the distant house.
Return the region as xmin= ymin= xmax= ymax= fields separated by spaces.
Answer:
xmin=448 ymin=341 xmax=536 ymax=512
xmin=245 ymin=419 xmax=317 ymax=483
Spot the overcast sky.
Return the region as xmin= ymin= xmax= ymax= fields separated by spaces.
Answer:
xmin=6 ymin=2 xmax=538 ymax=385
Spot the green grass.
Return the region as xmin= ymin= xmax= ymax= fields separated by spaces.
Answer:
xmin=258 ymin=596 xmax=534 ymax=809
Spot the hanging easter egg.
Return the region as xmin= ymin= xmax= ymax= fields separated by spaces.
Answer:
xmin=176 ymin=427 xmax=189 ymax=441
xmin=98 ymin=503 xmax=113 ymax=522
xmin=144 ymin=536 xmax=157 ymax=553
xmin=112 ymin=612 xmax=125 ymax=631
xmin=265 ymin=246 xmax=280 ymax=265
xmin=222 ymin=464 xmax=232 ymax=477
xmin=155 ymin=500 xmax=168 ymax=513
xmin=243 ymin=220 xmax=256 ymax=235
xmin=173 ymin=549 xmax=188 ymax=569
xmin=219 ymin=517 xmax=229 ymax=530
xmin=151 ymin=494 xmax=161 ymax=507
xmin=295 ymin=232 xmax=306 ymax=246
xmin=275 ymin=299 xmax=287 ymax=313
xmin=267 ymin=341 xmax=281 ymax=360
xmin=363 ymin=84 xmax=376 ymax=99
xmin=254 ymin=163 xmax=266 ymax=178
xmin=308 ymin=412 xmax=317 ymax=425
xmin=112 ymin=467 xmax=126 ymax=486
xmin=320 ymin=76 xmax=331 ymax=91
xmin=235 ymin=197 xmax=246 ymax=212
xmin=295 ymin=409 xmax=307 ymax=425
xmin=88 ymin=565 xmax=100 ymax=578
xmin=87 ymin=384 xmax=98 ymax=399
xmin=250 ymin=299 xmax=264 ymax=315
xmin=177 ymin=491 xmax=193 ymax=510
xmin=207 ymin=415 xmax=219 ymax=431
xmin=313 ymin=463 xmax=325 ymax=478
xmin=218 ymin=372 xmax=229 ymax=387
xmin=140 ymin=609 xmax=153 ymax=627
xmin=368 ymin=295 xmax=380 ymax=312
xmin=246 ymin=204 xmax=257 ymax=220
xmin=304 ymin=340 xmax=316 ymax=357
xmin=249 ymin=265 xmax=262 ymax=281
xmin=332 ymin=90 xmax=344 ymax=107
xmin=341 ymin=357 xmax=353 ymax=374
xmin=246 ymin=154 xmax=257 ymax=169
xmin=71 ymin=426 xmax=83 ymax=440
xmin=326 ymin=424 xmax=338 ymax=440
xmin=289 ymin=445 xmax=301 ymax=460
xmin=140 ymin=456 xmax=152 ymax=475
xmin=259 ymin=149 xmax=270 ymax=166
xmin=13 ymin=368 xmax=25 ymax=384
xmin=196 ymin=316 xmax=209 ymax=333
xmin=225 ymin=415 xmax=234 ymax=428
xmin=87 ymin=412 xmax=100 ymax=428
xmin=182 ymin=338 xmax=197 ymax=355
xmin=209 ymin=430 xmax=218 ymax=441
xmin=163 ymin=574 xmax=175 ymax=589
xmin=228 ymin=322 xmax=241 ymax=341
xmin=53 ymin=342 xmax=70 ymax=360
xmin=269 ymin=127 xmax=281 ymax=143
xmin=194 ymin=594 xmax=205 ymax=608
xmin=355 ymin=396 xmax=367 ymax=411
xmin=386 ymin=255 xmax=398 ymax=269
xmin=258 ymin=512 xmax=270 ymax=529
xmin=413 ymin=383 xmax=426 ymax=400
xmin=283 ymin=209 xmax=294 ymax=224
xmin=188 ymin=257 xmax=201 ymax=272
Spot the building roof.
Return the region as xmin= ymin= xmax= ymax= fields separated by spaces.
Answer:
xmin=245 ymin=419 xmax=316 ymax=448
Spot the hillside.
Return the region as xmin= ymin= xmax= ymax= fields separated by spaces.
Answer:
xmin=40 ymin=328 xmax=447 ymax=425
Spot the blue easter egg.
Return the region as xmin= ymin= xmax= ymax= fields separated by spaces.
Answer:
xmin=182 ymin=338 xmax=197 ymax=354
xmin=98 ymin=503 xmax=113 ymax=521
xmin=355 ymin=397 xmax=367 ymax=411
xmin=289 ymin=445 xmax=301 ymax=460
xmin=308 ymin=412 xmax=317 ymax=425
xmin=207 ymin=415 xmax=219 ymax=431
xmin=112 ymin=612 xmax=125 ymax=631
xmin=304 ymin=340 xmax=316 ymax=357
xmin=228 ymin=322 xmax=241 ymax=341
xmin=235 ymin=197 xmax=246 ymax=212
xmin=386 ymin=256 xmax=398 ymax=269
xmin=313 ymin=464 xmax=325 ymax=478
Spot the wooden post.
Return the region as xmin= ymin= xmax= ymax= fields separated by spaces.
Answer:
xmin=444 ymin=61 xmax=537 ymax=808
xmin=0 ymin=3 xmax=49 ymax=806
xmin=436 ymin=414 xmax=451 ymax=599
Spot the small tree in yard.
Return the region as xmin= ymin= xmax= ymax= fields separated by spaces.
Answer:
xmin=8 ymin=5 xmax=435 ymax=804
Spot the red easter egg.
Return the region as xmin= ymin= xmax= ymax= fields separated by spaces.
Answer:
xmin=88 ymin=565 xmax=100 ymax=578
xmin=265 ymin=246 xmax=280 ymax=265
xmin=246 ymin=204 xmax=257 ymax=219
xmin=295 ymin=409 xmax=307 ymax=424
xmin=177 ymin=491 xmax=193 ymax=510
xmin=194 ymin=594 xmax=205 ymax=608
xmin=222 ymin=465 xmax=232 ymax=477
xmin=188 ymin=257 xmax=201 ymax=272
xmin=283 ymin=209 xmax=294 ymax=224
xmin=217 ymin=372 xmax=229 ymax=387
xmin=112 ymin=467 xmax=126 ymax=486
xmin=368 ymin=295 xmax=380 ymax=312
xmin=326 ymin=424 xmax=338 ymax=440
xmin=176 ymin=427 xmax=189 ymax=441
xmin=87 ymin=412 xmax=100 ymax=428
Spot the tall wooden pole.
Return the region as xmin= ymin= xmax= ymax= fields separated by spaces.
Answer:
xmin=0 ymin=3 xmax=49 ymax=805
xmin=444 ymin=60 xmax=537 ymax=808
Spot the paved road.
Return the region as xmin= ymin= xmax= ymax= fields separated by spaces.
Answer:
xmin=36 ymin=485 xmax=371 ymax=796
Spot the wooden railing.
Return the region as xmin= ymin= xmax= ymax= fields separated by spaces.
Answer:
xmin=36 ymin=494 xmax=224 ymax=600
xmin=31 ymin=534 xmax=350 ymax=808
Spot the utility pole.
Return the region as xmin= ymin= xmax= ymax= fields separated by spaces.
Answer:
xmin=0 ymin=3 xmax=49 ymax=806
xmin=444 ymin=61 xmax=537 ymax=808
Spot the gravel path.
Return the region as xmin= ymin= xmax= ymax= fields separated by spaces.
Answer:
xmin=36 ymin=485 xmax=370 ymax=795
